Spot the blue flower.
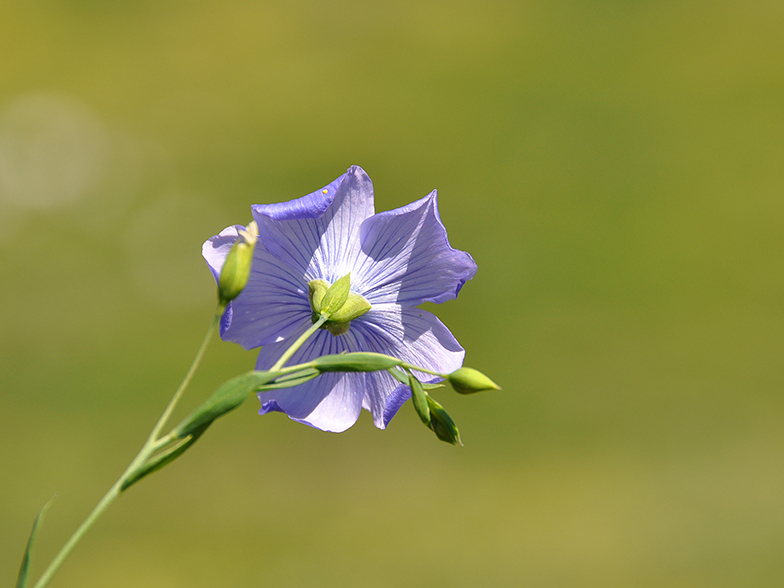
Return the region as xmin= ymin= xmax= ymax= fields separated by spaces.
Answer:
xmin=203 ymin=166 xmax=477 ymax=432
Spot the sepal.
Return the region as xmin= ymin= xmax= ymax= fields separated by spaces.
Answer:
xmin=309 ymin=274 xmax=372 ymax=336
xmin=318 ymin=274 xmax=351 ymax=318
xmin=172 ymin=371 xmax=275 ymax=438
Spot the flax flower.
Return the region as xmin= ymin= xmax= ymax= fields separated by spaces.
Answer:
xmin=203 ymin=166 xmax=476 ymax=432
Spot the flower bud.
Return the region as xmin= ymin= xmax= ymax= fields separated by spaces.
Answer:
xmin=427 ymin=396 xmax=462 ymax=446
xmin=218 ymin=222 xmax=258 ymax=306
xmin=308 ymin=274 xmax=371 ymax=336
xmin=447 ymin=367 xmax=501 ymax=394
xmin=313 ymin=352 xmax=402 ymax=372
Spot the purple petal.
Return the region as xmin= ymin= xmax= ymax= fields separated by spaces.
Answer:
xmin=201 ymin=224 xmax=245 ymax=339
xmin=251 ymin=166 xmax=375 ymax=284
xmin=378 ymin=384 xmax=412 ymax=428
xmin=220 ymin=239 xmax=312 ymax=348
xmin=354 ymin=190 xmax=477 ymax=306
xmin=255 ymin=322 xmax=367 ymax=432
xmin=202 ymin=224 xmax=244 ymax=282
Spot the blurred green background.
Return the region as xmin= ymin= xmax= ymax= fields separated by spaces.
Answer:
xmin=2 ymin=0 xmax=783 ymax=586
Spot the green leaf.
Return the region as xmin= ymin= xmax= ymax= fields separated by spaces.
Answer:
xmin=122 ymin=370 xmax=279 ymax=491
xmin=408 ymin=372 xmax=431 ymax=426
xmin=313 ymin=352 xmax=402 ymax=372
xmin=121 ymin=424 xmax=210 ymax=491
xmin=16 ymin=499 xmax=53 ymax=588
xmin=319 ymin=273 xmax=351 ymax=317
xmin=274 ymin=367 xmax=320 ymax=382
xmin=172 ymin=371 xmax=276 ymax=439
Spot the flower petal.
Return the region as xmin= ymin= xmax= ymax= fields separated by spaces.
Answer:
xmin=354 ymin=190 xmax=477 ymax=305
xmin=202 ymin=224 xmax=243 ymax=282
xmin=378 ymin=383 xmax=411 ymax=429
xmin=218 ymin=238 xmax=311 ymax=348
xmin=251 ymin=165 xmax=375 ymax=284
xmin=201 ymin=224 xmax=245 ymax=338
xmin=255 ymin=322 xmax=367 ymax=432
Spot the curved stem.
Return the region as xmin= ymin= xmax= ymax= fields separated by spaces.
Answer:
xmin=401 ymin=362 xmax=448 ymax=379
xmin=31 ymin=305 xmax=224 ymax=588
xmin=270 ymin=315 xmax=327 ymax=371
xmin=148 ymin=307 xmax=223 ymax=442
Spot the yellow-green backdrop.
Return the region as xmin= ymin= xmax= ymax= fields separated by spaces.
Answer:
xmin=2 ymin=1 xmax=783 ymax=586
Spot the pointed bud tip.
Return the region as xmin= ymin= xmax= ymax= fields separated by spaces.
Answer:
xmin=447 ymin=367 xmax=501 ymax=395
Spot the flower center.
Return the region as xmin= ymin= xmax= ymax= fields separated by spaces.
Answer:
xmin=308 ymin=276 xmax=371 ymax=336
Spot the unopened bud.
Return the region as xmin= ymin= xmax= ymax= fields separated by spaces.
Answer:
xmin=218 ymin=222 xmax=258 ymax=306
xmin=427 ymin=396 xmax=462 ymax=446
xmin=313 ymin=352 xmax=402 ymax=372
xmin=447 ymin=367 xmax=501 ymax=394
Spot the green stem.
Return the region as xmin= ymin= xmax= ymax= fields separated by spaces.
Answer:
xmin=270 ymin=315 xmax=327 ymax=371
xmin=31 ymin=305 xmax=224 ymax=588
xmin=401 ymin=362 xmax=448 ymax=379
xmin=148 ymin=308 xmax=223 ymax=442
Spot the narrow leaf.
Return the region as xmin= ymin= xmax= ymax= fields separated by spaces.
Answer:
xmin=16 ymin=499 xmax=53 ymax=588
xmin=120 ymin=424 xmax=210 ymax=492
xmin=274 ymin=367 xmax=320 ymax=383
xmin=172 ymin=371 xmax=276 ymax=438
